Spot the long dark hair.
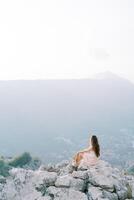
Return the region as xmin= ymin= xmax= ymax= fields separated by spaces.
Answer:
xmin=91 ymin=135 xmax=100 ymax=157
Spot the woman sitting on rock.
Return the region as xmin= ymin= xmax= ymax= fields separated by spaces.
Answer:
xmin=73 ymin=135 xmax=100 ymax=168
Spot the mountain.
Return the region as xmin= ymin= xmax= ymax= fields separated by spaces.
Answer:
xmin=0 ymin=72 xmax=134 ymax=166
xmin=94 ymin=71 xmax=129 ymax=81
xmin=0 ymin=159 xmax=134 ymax=200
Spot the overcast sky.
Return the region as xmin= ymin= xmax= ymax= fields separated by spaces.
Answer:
xmin=0 ymin=0 xmax=134 ymax=81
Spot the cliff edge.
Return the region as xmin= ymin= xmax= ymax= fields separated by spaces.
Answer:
xmin=0 ymin=160 xmax=134 ymax=200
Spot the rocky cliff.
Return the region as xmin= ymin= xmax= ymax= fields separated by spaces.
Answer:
xmin=0 ymin=160 xmax=134 ymax=200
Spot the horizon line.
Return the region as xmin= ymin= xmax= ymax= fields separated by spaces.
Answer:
xmin=0 ymin=72 xmax=132 ymax=82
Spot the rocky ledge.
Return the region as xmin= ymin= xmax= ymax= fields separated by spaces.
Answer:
xmin=0 ymin=160 xmax=134 ymax=200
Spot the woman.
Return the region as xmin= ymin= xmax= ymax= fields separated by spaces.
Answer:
xmin=73 ymin=135 xmax=100 ymax=168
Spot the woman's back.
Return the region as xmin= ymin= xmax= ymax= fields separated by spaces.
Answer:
xmin=79 ymin=150 xmax=99 ymax=167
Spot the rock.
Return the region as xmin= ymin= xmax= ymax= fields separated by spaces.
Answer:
xmin=87 ymin=169 xmax=115 ymax=192
xmin=0 ymin=159 xmax=133 ymax=200
xmin=55 ymin=160 xmax=69 ymax=169
xmin=39 ymin=164 xmax=58 ymax=173
xmin=58 ymin=163 xmax=76 ymax=176
xmin=127 ymin=176 xmax=134 ymax=198
xmin=46 ymin=186 xmax=87 ymax=200
xmin=55 ymin=174 xmax=86 ymax=191
xmin=0 ymin=176 xmax=6 ymax=184
xmin=66 ymin=189 xmax=88 ymax=200
xmin=55 ymin=175 xmax=71 ymax=187
xmin=116 ymin=189 xmax=128 ymax=200
xmin=72 ymin=170 xmax=89 ymax=180
xmin=70 ymin=178 xmax=86 ymax=192
xmin=35 ymin=171 xmax=57 ymax=186
xmin=87 ymin=185 xmax=104 ymax=199
xmin=37 ymin=196 xmax=52 ymax=200
xmin=46 ymin=186 xmax=68 ymax=198
xmin=102 ymin=190 xmax=118 ymax=200
xmin=87 ymin=185 xmax=121 ymax=200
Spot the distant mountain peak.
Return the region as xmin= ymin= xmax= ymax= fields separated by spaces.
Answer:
xmin=93 ymin=71 xmax=132 ymax=84
xmin=94 ymin=71 xmax=122 ymax=80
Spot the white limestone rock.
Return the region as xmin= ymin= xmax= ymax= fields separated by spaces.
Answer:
xmin=55 ymin=174 xmax=86 ymax=191
xmin=46 ymin=186 xmax=87 ymax=200
xmin=0 ymin=159 xmax=133 ymax=200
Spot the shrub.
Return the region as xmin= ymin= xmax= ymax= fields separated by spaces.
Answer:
xmin=127 ymin=166 xmax=134 ymax=175
xmin=8 ymin=152 xmax=32 ymax=167
xmin=0 ymin=159 xmax=10 ymax=177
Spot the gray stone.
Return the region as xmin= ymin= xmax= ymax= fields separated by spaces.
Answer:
xmin=0 ymin=159 xmax=133 ymax=200
xmin=37 ymin=171 xmax=57 ymax=186
xmin=102 ymin=190 xmax=118 ymax=200
xmin=70 ymin=178 xmax=86 ymax=192
xmin=47 ymin=186 xmax=87 ymax=200
xmin=87 ymin=185 xmax=103 ymax=199
xmin=88 ymin=172 xmax=115 ymax=192
xmin=55 ymin=174 xmax=86 ymax=191
xmin=72 ymin=170 xmax=89 ymax=180
xmin=55 ymin=175 xmax=72 ymax=187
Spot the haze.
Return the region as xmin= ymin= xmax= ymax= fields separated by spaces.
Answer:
xmin=0 ymin=0 xmax=134 ymax=81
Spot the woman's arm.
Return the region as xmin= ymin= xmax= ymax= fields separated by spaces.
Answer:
xmin=78 ymin=147 xmax=92 ymax=154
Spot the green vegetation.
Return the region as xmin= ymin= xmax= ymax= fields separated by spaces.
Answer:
xmin=127 ymin=166 xmax=134 ymax=175
xmin=8 ymin=152 xmax=32 ymax=167
xmin=0 ymin=152 xmax=41 ymax=177
xmin=0 ymin=159 xmax=10 ymax=177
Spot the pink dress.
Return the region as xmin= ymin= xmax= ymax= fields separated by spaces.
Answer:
xmin=79 ymin=151 xmax=99 ymax=167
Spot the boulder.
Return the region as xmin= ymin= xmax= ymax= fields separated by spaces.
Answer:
xmin=35 ymin=171 xmax=57 ymax=186
xmin=72 ymin=170 xmax=89 ymax=180
xmin=46 ymin=186 xmax=87 ymax=200
xmin=55 ymin=174 xmax=86 ymax=191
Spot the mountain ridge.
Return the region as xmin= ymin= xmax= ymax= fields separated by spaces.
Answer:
xmin=0 ymin=71 xmax=132 ymax=83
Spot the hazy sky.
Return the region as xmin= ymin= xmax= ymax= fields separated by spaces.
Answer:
xmin=0 ymin=0 xmax=134 ymax=81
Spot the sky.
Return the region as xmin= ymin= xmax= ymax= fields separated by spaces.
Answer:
xmin=0 ymin=0 xmax=134 ymax=81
